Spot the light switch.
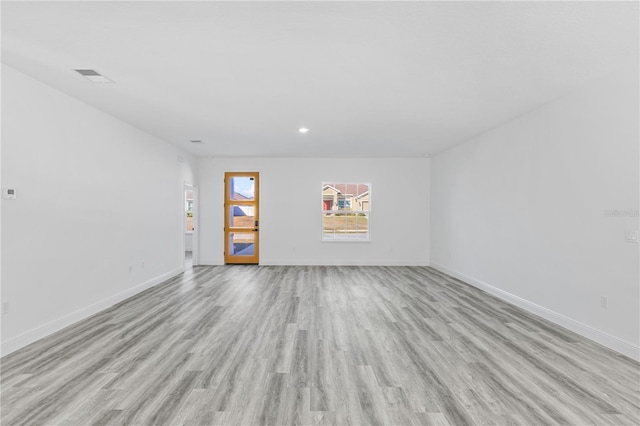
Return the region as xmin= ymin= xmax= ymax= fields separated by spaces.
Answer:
xmin=625 ymin=231 xmax=639 ymax=243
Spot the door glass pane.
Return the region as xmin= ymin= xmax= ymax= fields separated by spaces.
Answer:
xmin=229 ymin=233 xmax=255 ymax=255
xmin=230 ymin=205 xmax=255 ymax=228
xmin=230 ymin=177 xmax=255 ymax=201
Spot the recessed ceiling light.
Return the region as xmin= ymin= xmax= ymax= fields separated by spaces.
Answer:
xmin=299 ymin=127 xmax=309 ymax=134
xmin=73 ymin=69 xmax=114 ymax=83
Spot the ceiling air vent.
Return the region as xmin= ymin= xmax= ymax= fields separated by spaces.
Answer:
xmin=73 ymin=69 xmax=114 ymax=83
xmin=190 ymin=140 xmax=204 ymax=144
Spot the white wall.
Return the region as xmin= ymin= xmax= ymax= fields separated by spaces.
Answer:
xmin=185 ymin=233 xmax=193 ymax=252
xmin=430 ymin=66 xmax=640 ymax=360
xmin=1 ymin=65 xmax=196 ymax=355
xmin=199 ymin=158 xmax=429 ymax=266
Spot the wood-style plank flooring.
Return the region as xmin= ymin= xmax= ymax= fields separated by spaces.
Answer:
xmin=1 ymin=265 xmax=639 ymax=425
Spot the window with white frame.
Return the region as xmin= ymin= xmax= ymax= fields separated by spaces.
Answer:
xmin=322 ymin=183 xmax=370 ymax=241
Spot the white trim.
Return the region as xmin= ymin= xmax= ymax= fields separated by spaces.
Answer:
xmin=196 ymin=259 xmax=426 ymax=266
xmin=322 ymin=184 xmax=340 ymax=193
xmin=0 ymin=267 xmax=184 ymax=357
xmin=183 ymin=182 xmax=192 ymax=268
xmin=192 ymin=185 xmax=200 ymax=266
xmin=183 ymin=182 xmax=199 ymax=266
xmin=261 ymin=259 xmax=428 ymax=266
xmin=197 ymin=258 xmax=223 ymax=266
xmin=320 ymin=239 xmax=372 ymax=243
xmin=430 ymin=263 xmax=640 ymax=362
xmin=322 ymin=210 xmax=368 ymax=215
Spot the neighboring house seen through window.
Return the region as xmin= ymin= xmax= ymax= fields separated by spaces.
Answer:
xmin=322 ymin=183 xmax=370 ymax=241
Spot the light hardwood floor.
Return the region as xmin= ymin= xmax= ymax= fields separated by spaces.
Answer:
xmin=1 ymin=266 xmax=639 ymax=425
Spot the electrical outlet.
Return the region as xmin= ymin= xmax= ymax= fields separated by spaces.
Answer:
xmin=141 ymin=261 xmax=145 ymax=268
xmin=128 ymin=265 xmax=133 ymax=273
xmin=600 ymin=296 xmax=608 ymax=309
xmin=1 ymin=302 xmax=9 ymax=315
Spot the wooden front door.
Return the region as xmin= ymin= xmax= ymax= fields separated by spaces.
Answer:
xmin=224 ymin=172 xmax=259 ymax=264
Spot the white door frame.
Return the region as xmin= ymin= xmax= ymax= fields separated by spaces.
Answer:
xmin=192 ymin=185 xmax=199 ymax=266
xmin=183 ymin=182 xmax=199 ymax=266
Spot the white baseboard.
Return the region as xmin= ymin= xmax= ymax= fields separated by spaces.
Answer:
xmin=261 ymin=259 xmax=429 ymax=266
xmin=430 ymin=263 xmax=640 ymax=362
xmin=198 ymin=258 xmax=223 ymax=266
xmin=197 ymin=259 xmax=429 ymax=266
xmin=1 ymin=267 xmax=185 ymax=357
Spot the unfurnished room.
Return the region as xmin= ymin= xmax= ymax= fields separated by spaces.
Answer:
xmin=1 ymin=1 xmax=639 ymax=425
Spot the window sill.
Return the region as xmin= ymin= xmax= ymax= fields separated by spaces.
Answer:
xmin=321 ymin=240 xmax=371 ymax=243
xmin=321 ymin=236 xmax=371 ymax=243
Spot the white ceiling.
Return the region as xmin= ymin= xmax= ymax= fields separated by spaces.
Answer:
xmin=2 ymin=1 xmax=638 ymax=158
